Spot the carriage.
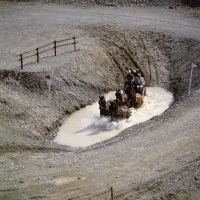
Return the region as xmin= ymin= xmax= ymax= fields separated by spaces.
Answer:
xmin=98 ymin=81 xmax=146 ymax=121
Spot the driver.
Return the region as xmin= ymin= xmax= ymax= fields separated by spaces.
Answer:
xmin=124 ymin=70 xmax=135 ymax=93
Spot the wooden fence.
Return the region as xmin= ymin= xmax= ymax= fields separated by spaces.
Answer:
xmin=18 ymin=36 xmax=78 ymax=69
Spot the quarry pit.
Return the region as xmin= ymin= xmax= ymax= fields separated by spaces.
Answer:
xmin=0 ymin=1 xmax=200 ymax=199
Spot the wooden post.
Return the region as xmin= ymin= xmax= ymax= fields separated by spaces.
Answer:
xmin=74 ymin=36 xmax=76 ymax=51
xmin=110 ymin=187 xmax=114 ymax=200
xmin=20 ymin=54 xmax=23 ymax=69
xmin=54 ymin=41 xmax=57 ymax=56
xmin=36 ymin=48 xmax=39 ymax=63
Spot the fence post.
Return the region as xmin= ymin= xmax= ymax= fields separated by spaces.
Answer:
xmin=36 ymin=48 xmax=39 ymax=63
xmin=54 ymin=40 xmax=57 ymax=56
xmin=74 ymin=36 xmax=76 ymax=51
xmin=20 ymin=54 xmax=23 ymax=69
xmin=110 ymin=187 xmax=114 ymax=200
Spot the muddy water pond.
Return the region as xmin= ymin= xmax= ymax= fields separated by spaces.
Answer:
xmin=54 ymin=87 xmax=174 ymax=148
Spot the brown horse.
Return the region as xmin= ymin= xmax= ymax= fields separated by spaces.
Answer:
xmin=126 ymin=90 xmax=143 ymax=109
xmin=98 ymin=95 xmax=111 ymax=118
xmin=115 ymin=89 xmax=128 ymax=107
xmin=109 ymin=100 xmax=131 ymax=121
xmin=123 ymin=80 xmax=144 ymax=108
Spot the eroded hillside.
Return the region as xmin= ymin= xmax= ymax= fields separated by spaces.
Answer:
xmin=0 ymin=2 xmax=200 ymax=200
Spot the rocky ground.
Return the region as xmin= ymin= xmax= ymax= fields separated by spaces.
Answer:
xmin=0 ymin=1 xmax=200 ymax=199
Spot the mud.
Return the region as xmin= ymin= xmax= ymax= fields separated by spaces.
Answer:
xmin=0 ymin=1 xmax=200 ymax=200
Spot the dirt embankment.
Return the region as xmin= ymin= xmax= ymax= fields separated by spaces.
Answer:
xmin=1 ymin=26 xmax=200 ymax=150
xmin=0 ymin=2 xmax=200 ymax=200
xmin=4 ymin=0 xmax=200 ymax=7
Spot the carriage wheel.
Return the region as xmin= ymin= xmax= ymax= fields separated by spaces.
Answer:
xmin=143 ymin=87 xmax=146 ymax=96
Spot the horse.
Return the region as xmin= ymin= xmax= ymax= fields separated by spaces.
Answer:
xmin=115 ymin=89 xmax=128 ymax=107
xmin=126 ymin=89 xmax=143 ymax=109
xmin=123 ymin=80 xmax=144 ymax=108
xmin=98 ymin=95 xmax=111 ymax=118
xmin=109 ymin=100 xmax=131 ymax=121
xmin=124 ymin=80 xmax=135 ymax=96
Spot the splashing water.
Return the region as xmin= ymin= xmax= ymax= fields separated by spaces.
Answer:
xmin=54 ymin=87 xmax=174 ymax=148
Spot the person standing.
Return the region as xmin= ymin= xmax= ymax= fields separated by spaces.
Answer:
xmin=124 ymin=70 xmax=134 ymax=93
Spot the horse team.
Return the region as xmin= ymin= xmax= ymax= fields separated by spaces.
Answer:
xmin=98 ymin=85 xmax=145 ymax=121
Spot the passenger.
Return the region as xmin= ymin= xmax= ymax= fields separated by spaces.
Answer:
xmin=130 ymin=68 xmax=137 ymax=77
xmin=132 ymin=68 xmax=141 ymax=77
xmin=135 ymin=68 xmax=140 ymax=77
xmin=135 ymin=73 xmax=145 ymax=94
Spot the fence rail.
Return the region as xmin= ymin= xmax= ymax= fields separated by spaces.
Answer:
xmin=18 ymin=36 xmax=78 ymax=69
